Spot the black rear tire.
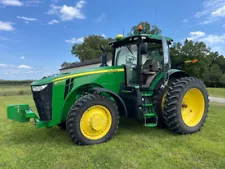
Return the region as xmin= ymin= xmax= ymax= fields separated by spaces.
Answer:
xmin=164 ymin=77 xmax=209 ymax=134
xmin=66 ymin=94 xmax=119 ymax=145
xmin=152 ymin=78 xmax=175 ymax=128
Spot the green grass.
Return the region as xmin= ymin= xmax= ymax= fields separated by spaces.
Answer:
xmin=0 ymin=86 xmax=31 ymax=96
xmin=207 ymin=88 xmax=225 ymax=98
xmin=0 ymin=96 xmax=225 ymax=169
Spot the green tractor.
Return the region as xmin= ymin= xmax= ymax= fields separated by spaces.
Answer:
xmin=7 ymin=28 xmax=209 ymax=145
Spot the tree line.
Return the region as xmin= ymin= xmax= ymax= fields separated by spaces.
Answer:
xmin=0 ymin=80 xmax=33 ymax=86
xmin=65 ymin=22 xmax=225 ymax=87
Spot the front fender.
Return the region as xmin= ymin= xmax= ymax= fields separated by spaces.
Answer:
xmin=60 ymin=83 xmax=103 ymax=122
xmin=90 ymin=87 xmax=128 ymax=116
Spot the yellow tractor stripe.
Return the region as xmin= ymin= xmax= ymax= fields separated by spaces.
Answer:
xmin=53 ymin=68 xmax=124 ymax=82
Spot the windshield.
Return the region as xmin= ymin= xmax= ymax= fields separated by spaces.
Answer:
xmin=114 ymin=42 xmax=164 ymax=66
xmin=115 ymin=44 xmax=138 ymax=66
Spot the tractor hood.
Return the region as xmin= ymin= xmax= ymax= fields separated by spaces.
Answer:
xmin=31 ymin=66 xmax=124 ymax=86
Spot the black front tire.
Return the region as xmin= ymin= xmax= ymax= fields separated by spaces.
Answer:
xmin=66 ymin=94 xmax=119 ymax=145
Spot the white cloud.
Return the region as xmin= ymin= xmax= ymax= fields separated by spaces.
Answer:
xmin=17 ymin=65 xmax=32 ymax=69
xmin=212 ymin=5 xmax=225 ymax=17
xmin=20 ymin=56 xmax=25 ymax=59
xmin=96 ymin=13 xmax=106 ymax=22
xmin=183 ymin=18 xmax=188 ymax=23
xmin=194 ymin=0 xmax=225 ymax=24
xmin=0 ymin=21 xmax=14 ymax=31
xmin=101 ymin=34 xmax=106 ymax=38
xmin=48 ymin=19 xmax=59 ymax=25
xmin=0 ymin=63 xmax=32 ymax=69
xmin=223 ymin=24 xmax=225 ymax=27
xmin=0 ymin=63 xmax=14 ymax=68
xmin=187 ymin=31 xmax=225 ymax=55
xmin=17 ymin=16 xmax=37 ymax=21
xmin=0 ymin=64 xmax=56 ymax=80
xmin=65 ymin=37 xmax=84 ymax=44
xmin=194 ymin=0 xmax=225 ymax=18
xmin=47 ymin=0 xmax=86 ymax=21
xmin=0 ymin=0 xmax=23 ymax=6
xmin=24 ymin=0 xmax=42 ymax=7
xmin=189 ymin=31 xmax=205 ymax=38
xmin=0 ymin=64 xmax=8 ymax=67
xmin=199 ymin=34 xmax=225 ymax=45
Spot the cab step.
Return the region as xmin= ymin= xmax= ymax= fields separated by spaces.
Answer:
xmin=143 ymin=103 xmax=152 ymax=107
xmin=144 ymin=123 xmax=157 ymax=127
xmin=142 ymin=93 xmax=152 ymax=97
xmin=144 ymin=113 xmax=157 ymax=127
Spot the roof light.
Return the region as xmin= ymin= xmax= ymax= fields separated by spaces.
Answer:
xmin=116 ymin=34 xmax=123 ymax=40
xmin=138 ymin=25 xmax=143 ymax=31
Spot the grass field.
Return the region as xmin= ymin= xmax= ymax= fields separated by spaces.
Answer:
xmin=0 ymin=86 xmax=31 ymax=96
xmin=0 ymin=95 xmax=225 ymax=169
xmin=207 ymin=88 xmax=225 ymax=98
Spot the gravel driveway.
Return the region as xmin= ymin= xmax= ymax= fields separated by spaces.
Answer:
xmin=209 ymin=97 xmax=225 ymax=104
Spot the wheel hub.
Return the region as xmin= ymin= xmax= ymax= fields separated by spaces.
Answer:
xmin=91 ymin=114 xmax=107 ymax=131
xmin=80 ymin=105 xmax=112 ymax=140
xmin=181 ymin=88 xmax=205 ymax=127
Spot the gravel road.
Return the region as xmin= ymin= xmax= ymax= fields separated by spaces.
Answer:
xmin=209 ymin=97 xmax=225 ymax=104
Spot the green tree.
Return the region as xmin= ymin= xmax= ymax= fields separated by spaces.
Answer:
xmin=61 ymin=61 xmax=72 ymax=68
xmin=219 ymin=74 xmax=225 ymax=86
xmin=204 ymin=64 xmax=223 ymax=87
xmin=71 ymin=35 xmax=113 ymax=61
xmin=170 ymin=40 xmax=210 ymax=79
xmin=213 ymin=55 xmax=225 ymax=73
xmin=170 ymin=39 xmax=225 ymax=87
xmin=130 ymin=21 xmax=161 ymax=35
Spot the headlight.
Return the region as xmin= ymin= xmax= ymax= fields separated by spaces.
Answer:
xmin=32 ymin=85 xmax=48 ymax=92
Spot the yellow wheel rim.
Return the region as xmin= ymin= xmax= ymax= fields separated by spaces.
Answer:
xmin=181 ymin=88 xmax=205 ymax=127
xmin=80 ymin=105 xmax=112 ymax=140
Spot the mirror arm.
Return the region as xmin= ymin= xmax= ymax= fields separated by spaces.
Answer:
xmin=100 ymin=45 xmax=108 ymax=67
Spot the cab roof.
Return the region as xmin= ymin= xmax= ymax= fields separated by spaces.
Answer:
xmin=110 ymin=34 xmax=173 ymax=47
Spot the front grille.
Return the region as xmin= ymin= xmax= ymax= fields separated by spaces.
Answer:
xmin=32 ymin=83 xmax=53 ymax=121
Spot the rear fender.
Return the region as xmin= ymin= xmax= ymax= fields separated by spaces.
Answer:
xmin=150 ymin=70 xmax=189 ymax=91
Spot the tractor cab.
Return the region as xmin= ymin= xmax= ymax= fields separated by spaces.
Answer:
xmin=109 ymin=32 xmax=173 ymax=90
xmin=102 ymin=31 xmax=174 ymax=124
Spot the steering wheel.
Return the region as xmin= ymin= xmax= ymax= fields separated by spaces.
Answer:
xmin=125 ymin=55 xmax=136 ymax=61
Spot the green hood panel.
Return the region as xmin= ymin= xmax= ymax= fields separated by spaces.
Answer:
xmin=31 ymin=65 xmax=124 ymax=86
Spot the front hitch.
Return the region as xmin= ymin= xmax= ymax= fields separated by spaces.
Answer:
xmin=7 ymin=104 xmax=47 ymax=128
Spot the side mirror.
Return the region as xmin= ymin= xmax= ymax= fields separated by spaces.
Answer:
xmin=100 ymin=45 xmax=108 ymax=67
xmin=140 ymin=43 xmax=148 ymax=54
xmin=100 ymin=45 xmax=106 ymax=53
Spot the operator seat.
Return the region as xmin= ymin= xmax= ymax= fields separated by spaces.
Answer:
xmin=142 ymin=59 xmax=161 ymax=88
xmin=142 ymin=59 xmax=160 ymax=75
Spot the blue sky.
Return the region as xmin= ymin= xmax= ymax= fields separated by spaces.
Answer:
xmin=0 ymin=0 xmax=225 ymax=80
